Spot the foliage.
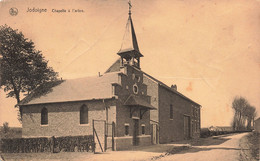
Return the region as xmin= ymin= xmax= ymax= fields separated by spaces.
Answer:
xmin=2 ymin=122 xmax=10 ymax=135
xmin=200 ymin=128 xmax=210 ymax=138
xmin=200 ymin=127 xmax=251 ymax=138
xmin=0 ymin=25 xmax=58 ymax=119
xmin=231 ymin=96 xmax=257 ymax=131
xmin=0 ymin=126 xmax=22 ymax=139
xmin=1 ymin=135 xmax=94 ymax=153
xmin=240 ymin=132 xmax=259 ymax=161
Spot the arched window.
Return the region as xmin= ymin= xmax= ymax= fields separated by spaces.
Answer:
xmin=41 ymin=107 xmax=48 ymax=125
xmin=80 ymin=105 xmax=88 ymax=124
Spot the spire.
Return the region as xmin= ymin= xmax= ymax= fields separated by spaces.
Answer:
xmin=119 ymin=0 xmax=140 ymax=54
xmin=118 ymin=0 xmax=143 ymax=68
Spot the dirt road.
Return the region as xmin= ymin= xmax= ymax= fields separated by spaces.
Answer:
xmin=82 ymin=133 xmax=249 ymax=161
xmin=157 ymin=133 xmax=248 ymax=161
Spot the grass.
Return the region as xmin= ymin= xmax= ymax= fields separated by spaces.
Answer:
xmin=246 ymin=132 xmax=259 ymax=160
xmin=239 ymin=131 xmax=259 ymax=161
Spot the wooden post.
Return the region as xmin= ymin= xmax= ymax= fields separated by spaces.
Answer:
xmin=92 ymin=119 xmax=95 ymax=154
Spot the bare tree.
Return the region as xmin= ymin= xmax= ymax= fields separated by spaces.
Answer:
xmin=245 ymin=105 xmax=256 ymax=130
xmin=232 ymin=96 xmax=248 ymax=130
xmin=231 ymin=96 xmax=257 ymax=131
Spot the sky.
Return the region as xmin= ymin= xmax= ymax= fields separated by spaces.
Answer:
xmin=0 ymin=0 xmax=259 ymax=128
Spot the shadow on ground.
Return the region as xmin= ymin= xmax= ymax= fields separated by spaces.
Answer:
xmin=191 ymin=136 xmax=231 ymax=146
xmin=120 ymin=134 xmax=236 ymax=154
xmin=175 ymin=146 xmax=250 ymax=155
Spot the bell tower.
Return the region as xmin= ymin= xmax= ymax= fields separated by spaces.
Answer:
xmin=117 ymin=0 xmax=143 ymax=69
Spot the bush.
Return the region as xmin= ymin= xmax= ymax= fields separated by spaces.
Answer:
xmin=200 ymin=128 xmax=210 ymax=138
xmin=200 ymin=128 xmax=251 ymax=138
xmin=0 ymin=135 xmax=94 ymax=153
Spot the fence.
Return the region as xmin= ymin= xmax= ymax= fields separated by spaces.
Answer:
xmin=92 ymin=120 xmax=115 ymax=153
xmin=1 ymin=135 xmax=94 ymax=153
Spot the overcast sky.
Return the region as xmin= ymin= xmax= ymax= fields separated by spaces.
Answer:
xmin=0 ymin=0 xmax=259 ymax=127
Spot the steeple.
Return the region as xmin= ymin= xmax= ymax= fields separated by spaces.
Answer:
xmin=118 ymin=0 xmax=143 ymax=69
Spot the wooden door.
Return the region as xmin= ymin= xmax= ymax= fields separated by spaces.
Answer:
xmin=133 ymin=119 xmax=139 ymax=146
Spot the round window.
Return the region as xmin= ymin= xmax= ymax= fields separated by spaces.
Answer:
xmin=133 ymin=84 xmax=138 ymax=94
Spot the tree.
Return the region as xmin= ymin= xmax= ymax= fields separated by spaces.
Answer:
xmin=231 ymin=96 xmax=257 ymax=130
xmin=232 ymin=96 xmax=248 ymax=130
xmin=244 ymin=105 xmax=256 ymax=130
xmin=0 ymin=25 xmax=58 ymax=120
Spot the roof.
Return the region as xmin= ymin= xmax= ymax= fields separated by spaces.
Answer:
xmin=105 ymin=58 xmax=121 ymax=73
xmin=143 ymin=72 xmax=201 ymax=107
xmin=118 ymin=15 xmax=142 ymax=57
xmin=19 ymin=72 xmax=120 ymax=106
xmin=124 ymin=95 xmax=156 ymax=110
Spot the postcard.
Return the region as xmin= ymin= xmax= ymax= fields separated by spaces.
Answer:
xmin=0 ymin=0 xmax=259 ymax=160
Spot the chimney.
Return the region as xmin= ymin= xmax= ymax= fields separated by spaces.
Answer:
xmin=171 ymin=84 xmax=177 ymax=91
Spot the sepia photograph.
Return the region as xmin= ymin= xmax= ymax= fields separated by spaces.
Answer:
xmin=0 ymin=0 xmax=259 ymax=160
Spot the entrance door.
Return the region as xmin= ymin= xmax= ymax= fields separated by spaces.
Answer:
xmin=152 ymin=124 xmax=157 ymax=144
xmin=133 ymin=119 xmax=139 ymax=146
xmin=184 ymin=115 xmax=191 ymax=139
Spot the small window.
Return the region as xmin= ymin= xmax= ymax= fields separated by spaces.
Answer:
xmin=80 ymin=105 xmax=88 ymax=124
xmin=141 ymin=124 xmax=145 ymax=135
xmin=170 ymin=105 xmax=173 ymax=119
xmin=41 ymin=107 xmax=48 ymax=125
xmin=125 ymin=124 xmax=129 ymax=135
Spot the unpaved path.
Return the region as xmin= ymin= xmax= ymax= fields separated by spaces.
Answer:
xmin=156 ymin=133 xmax=248 ymax=161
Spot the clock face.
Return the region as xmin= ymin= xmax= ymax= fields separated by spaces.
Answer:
xmin=133 ymin=84 xmax=138 ymax=94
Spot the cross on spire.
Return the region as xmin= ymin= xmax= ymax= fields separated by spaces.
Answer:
xmin=128 ymin=0 xmax=132 ymax=15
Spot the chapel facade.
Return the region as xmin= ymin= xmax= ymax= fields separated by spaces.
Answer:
xmin=19 ymin=3 xmax=201 ymax=151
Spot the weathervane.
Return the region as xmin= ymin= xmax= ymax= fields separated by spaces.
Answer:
xmin=128 ymin=0 xmax=132 ymax=15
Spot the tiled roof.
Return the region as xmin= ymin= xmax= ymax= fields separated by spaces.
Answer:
xmin=19 ymin=72 xmax=120 ymax=106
